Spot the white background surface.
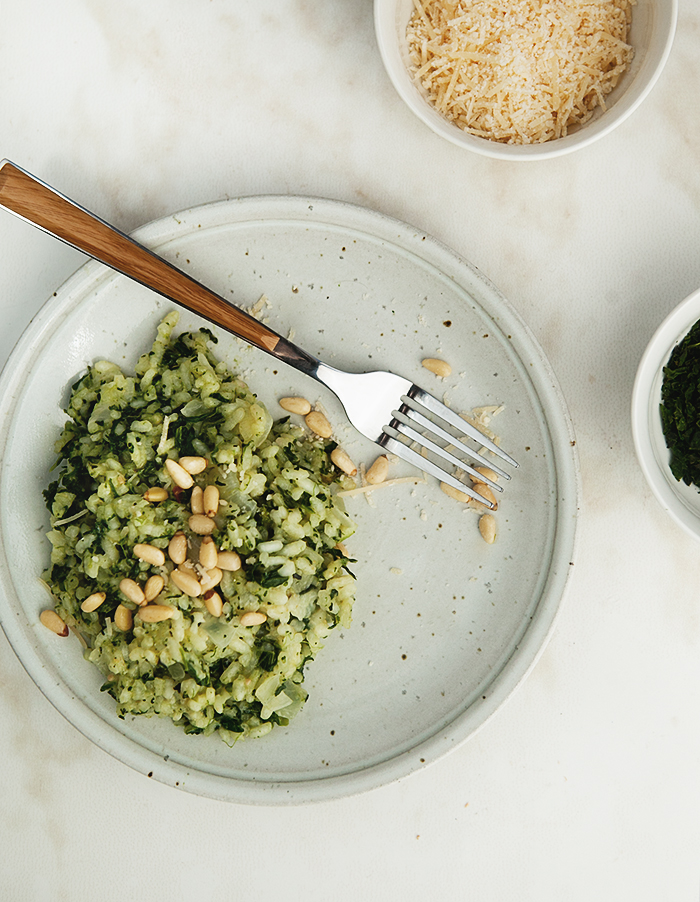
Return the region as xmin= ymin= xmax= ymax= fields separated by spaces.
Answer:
xmin=1 ymin=1 xmax=699 ymax=899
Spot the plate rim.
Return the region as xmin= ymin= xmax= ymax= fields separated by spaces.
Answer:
xmin=0 ymin=194 xmax=580 ymax=804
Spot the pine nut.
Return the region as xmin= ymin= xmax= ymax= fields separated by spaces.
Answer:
xmin=144 ymin=575 xmax=165 ymax=602
xmin=40 ymin=609 xmax=69 ymax=636
xmin=217 ymin=550 xmax=242 ymax=572
xmin=422 ymin=357 xmax=452 ymax=378
xmin=168 ymin=532 xmax=188 ymax=565
xmin=81 ymin=591 xmax=106 ymax=613
xmin=170 ymin=568 xmax=202 ymax=597
xmin=472 ymin=466 xmax=498 ymax=484
xmin=189 ymin=514 xmax=216 ymax=535
xmin=119 ymin=578 xmax=146 ymax=605
xmin=365 ymin=455 xmax=389 ymax=485
xmin=165 ymin=458 xmax=194 ymax=490
xmin=199 ymin=536 xmax=218 ymax=570
xmin=138 ymin=604 xmax=176 ymax=623
xmin=203 ymin=590 xmax=223 ymax=617
xmin=440 ymin=482 xmax=472 ymax=503
xmin=470 ymin=484 xmax=498 ymax=511
xmin=144 ymin=486 xmax=168 ymax=502
xmin=133 ymin=543 xmax=166 ymax=567
xmin=330 ymin=447 xmax=357 ymax=476
xmin=178 ymin=456 xmax=207 ymax=474
xmin=203 ymin=484 xmax=219 ymax=518
xmin=305 ymin=410 xmax=333 ymax=438
xmin=279 ymin=396 xmax=311 ymax=415
xmin=114 ymin=604 xmax=133 ymax=631
xmin=240 ymin=610 xmax=267 ymax=627
xmin=479 ymin=513 xmax=497 ymax=544
xmin=190 ymin=485 xmax=204 ymax=515
xmin=200 ymin=567 xmax=223 ymax=593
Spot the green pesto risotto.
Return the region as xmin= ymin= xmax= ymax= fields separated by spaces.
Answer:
xmin=42 ymin=313 xmax=357 ymax=741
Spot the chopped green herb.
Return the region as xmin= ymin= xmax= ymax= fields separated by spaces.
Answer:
xmin=660 ymin=318 xmax=700 ymax=486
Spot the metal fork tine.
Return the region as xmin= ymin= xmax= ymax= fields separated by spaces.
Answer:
xmin=393 ymin=406 xmax=510 ymax=482
xmin=391 ymin=416 xmax=503 ymax=491
xmin=405 ymin=386 xmax=519 ymax=469
xmin=380 ymin=434 xmax=496 ymax=508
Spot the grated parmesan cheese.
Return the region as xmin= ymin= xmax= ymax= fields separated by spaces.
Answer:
xmin=406 ymin=0 xmax=635 ymax=144
xmin=248 ymin=293 xmax=270 ymax=318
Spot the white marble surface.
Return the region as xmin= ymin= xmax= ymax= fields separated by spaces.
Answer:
xmin=1 ymin=1 xmax=699 ymax=898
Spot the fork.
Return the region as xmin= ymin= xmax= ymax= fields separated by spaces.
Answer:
xmin=0 ymin=160 xmax=517 ymax=506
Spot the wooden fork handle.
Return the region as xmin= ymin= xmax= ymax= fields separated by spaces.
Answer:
xmin=0 ymin=160 xmax=316 ymax=370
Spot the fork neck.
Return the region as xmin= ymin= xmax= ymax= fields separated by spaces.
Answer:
xmin=269 ymin=335 xmax=321 ymax=378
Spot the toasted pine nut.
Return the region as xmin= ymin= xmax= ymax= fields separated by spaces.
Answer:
xmin=422 ymin=357 xmax=452 ymax=378
xmin=365 ymin=455 xmax=389 ymax=485
xmin=165 ymin=458 xmax=194 ymax=490
xmin=40 ymin=609 xmax=69 ymax=636
xmin=114 ymin=604 xmax=133 ymax=631
xmin=479 ymin=513 xmax=497 ymax=544
xmin=138 ymin=604 xmax=176 ymax=623
xmin=133 ymin=543 xmax=166 ymax=567
xmin=168 ymin=532 xmax=188 ymax=565
xmin=200 ymin=567 xmax=223 ymax=593
xmin=190 ymin=485 xmax=204 ymax=515
xmin=170 ymin=568 xmax=202 ymax=597
xmin=240 ymin=610 xmax=267 ymax=627
xmin=440 ymin=482 xmax=472 ymax=503
xmin=144 ymin=486 xmax=168 ymax=502
xmin=217 ymin=550 xmax=242 ymax=572
xmin=279 ymin=396 xmax=311 ymax=416
xmin=330 ymin=447 xmax=357 ymax=476
xmin=199 ymin=536 xmax=218 ymax=570
xmin=178 ymin=456 xmax=208 ymax=474
xmin=119 ymin=578 xmax=146 ymax=605
xmin=472 ymin=466 xmax=498 ymax=484
xmin=189 ymin=514 xmax=216 ymax=535
xmin=470 ymin=483 xmax=498 ymax=511
xmin=144 ymin=575 xmax=165 ymax=602
xmin=81 ymin=591 xmax=106 ymax=613
xmin=305 ymin=410 xmax=333 ymax=438
xmin=203 ymin=484 xmax=220 ymax=518
xmin=203 ymin=590 xmax=223 ymax=617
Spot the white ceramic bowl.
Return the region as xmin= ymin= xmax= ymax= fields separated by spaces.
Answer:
xmin=374 ymin=0 xmax=677 ymax=161
xmin=632 ymin=288 xmax=700 ymax=541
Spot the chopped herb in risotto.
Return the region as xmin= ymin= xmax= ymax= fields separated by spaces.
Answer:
xmin=42 ymin=313 xmax=357 ymax=740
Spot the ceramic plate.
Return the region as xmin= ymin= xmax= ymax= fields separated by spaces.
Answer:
xmin=0 ymin=196 xmax=578 ymax=803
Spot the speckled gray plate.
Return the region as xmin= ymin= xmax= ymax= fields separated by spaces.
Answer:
xmin=0 ymin=196 xmax=579 ymax=803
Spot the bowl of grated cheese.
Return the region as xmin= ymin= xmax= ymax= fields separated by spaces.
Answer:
xmin=375 ymin=0 xmax=677 ymax=160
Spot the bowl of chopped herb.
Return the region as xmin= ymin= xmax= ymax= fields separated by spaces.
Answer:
xmin=632 ymin=288 xmax=700 ymax=541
